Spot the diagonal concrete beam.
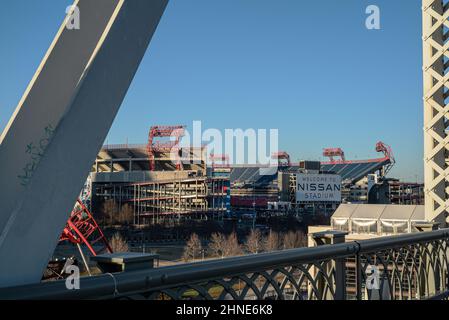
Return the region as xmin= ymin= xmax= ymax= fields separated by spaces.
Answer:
xmin=0 ymin=0 xmax=168 ymax=287
xmin=0 ymin=0 xmax=120 ymax=235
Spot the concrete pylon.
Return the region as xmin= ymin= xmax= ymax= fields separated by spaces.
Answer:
xmin=0 ymin=0 xmax=168 ymax=287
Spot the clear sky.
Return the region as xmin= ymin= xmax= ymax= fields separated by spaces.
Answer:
xmin=0 ymin=0 xmax=423 ymax=181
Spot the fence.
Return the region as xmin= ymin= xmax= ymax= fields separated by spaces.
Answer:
xmin=1 ymin=228 xmax=448 ymax=300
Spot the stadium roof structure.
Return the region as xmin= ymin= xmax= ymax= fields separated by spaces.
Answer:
xmin=321 ymin=141 xmax=394 ymax=183
xmin=96 ymin=142 xmax=393 ymax=186
xmin=228 ymin=142 xmax=394 ymax=186
xmin=96 ymin=144 xmax=206 ymax=172
xmin=228 ymin=159 xmax=391 ymax=187
xmin=321 ymin=158 xmax=391 ymax=183
xmin=229 ymin=166 xmax=278 ymax=187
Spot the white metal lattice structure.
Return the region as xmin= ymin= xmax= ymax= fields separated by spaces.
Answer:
xmin=423 ymin=0 xmax=449 ymax=225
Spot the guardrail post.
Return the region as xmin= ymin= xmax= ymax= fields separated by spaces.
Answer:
xmin=311 ymin=231 xmax=348 ymax=300
xmin=413 ymin=222 xmax=440 ymax=298
xmin=413 ymin=222 xmax=440 ymax=233
xmin=355 ymin=249 xmax=362 ymax=300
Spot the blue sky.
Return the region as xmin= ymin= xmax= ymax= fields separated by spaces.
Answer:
xmin=0 ymin=0 xmax=423 ymax=181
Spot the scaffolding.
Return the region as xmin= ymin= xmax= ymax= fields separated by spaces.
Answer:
xmin=94 ymin=176 xmax=229 ymax=225
xmin=387 ymin=182 xmax=424 ymax=205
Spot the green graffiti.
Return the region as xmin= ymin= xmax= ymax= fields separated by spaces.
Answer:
xmin=18 ymin=124 xmax=55 ymax=186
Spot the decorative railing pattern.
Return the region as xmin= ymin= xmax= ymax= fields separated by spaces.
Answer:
xmin=1 ymin=229 xmax=448 ymax=300
xmin=357 ymin=235 xmax=449 ymax=300
xmin=144 ymin=261 xmax=338 ymax=300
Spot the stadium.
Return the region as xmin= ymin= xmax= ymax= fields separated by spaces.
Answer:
xmin=87 ymin=124 xmax=415 ymax=225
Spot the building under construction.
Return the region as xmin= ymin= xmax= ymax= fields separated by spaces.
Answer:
xmin=368 ymin=179 xmax=424 ymax=205
xmin=90 ymin=131 xmax=402 ymax=224
xmin=90 ymin=126 xmax=230 ymax=225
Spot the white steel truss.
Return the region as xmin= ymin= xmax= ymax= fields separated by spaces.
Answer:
xmin=423 ymin=0 xmax=449 ymax=224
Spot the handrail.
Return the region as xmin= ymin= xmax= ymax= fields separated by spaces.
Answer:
xmin=1 ymin=228 xmax=448 ymax=300
xmin=356 ymin=229 xmax=449 ymax=252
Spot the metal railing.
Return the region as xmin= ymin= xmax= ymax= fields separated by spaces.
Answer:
xmin=1 ymin=229 xmax=448 ymax=300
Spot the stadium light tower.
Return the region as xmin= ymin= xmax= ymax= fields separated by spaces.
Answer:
xmin=423 ymin=0 xmax=449 ymax=225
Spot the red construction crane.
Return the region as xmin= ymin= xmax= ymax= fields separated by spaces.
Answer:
xmin=375 ymin=141 xmax=394 ymax=160
xmin=322 ymin=142 xmax=395 ymax=177
xmin=60 ymin=199 xmax=112 ymax=256
xmin=323 ymin=148 xmax=346 ymax=163
xmin=147 ymin=125 xmax=186 ymax=171
xmin=375 ymin=141 xmax=395 ymax=175
xmin=271 ymin=151 xmax=291 ymax=167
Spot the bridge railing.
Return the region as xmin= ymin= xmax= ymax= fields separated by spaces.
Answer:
xmin=1 ymin=229 xmax=448 ymax=300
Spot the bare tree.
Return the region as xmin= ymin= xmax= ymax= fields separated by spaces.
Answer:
xmin=119 ymin=203 xmax=134 ymax=225
xmin=283 ymin=231 xmax=307 ymax=249
xmin=110 ymin=232 xmax=129 ymax=253
xmin=223 ymin=232 xmax=242 ymax=257
xmin=297 ymin=231 xmax=307 ymax=248
xmin=183 ymin=233 xmax=202 ymax=262
xmin=245 ymin=229 xmax=263 ymax=254
xmin=208 ymin=232 xmax=226 ymax=258
xmin=264 ymin=230 xmax=280 ymax=252
xmin=102 ymin=199 xmax=118 ymax=226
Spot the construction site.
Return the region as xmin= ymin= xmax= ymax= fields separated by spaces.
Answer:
xmin=91 ymin=125 xmax=230 ymax=225
xmin=87 ymin=122 xmax=423 ymax=228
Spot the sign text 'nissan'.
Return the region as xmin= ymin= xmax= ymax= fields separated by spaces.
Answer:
xmin=296 ymin=174 xmax=341 ymax=202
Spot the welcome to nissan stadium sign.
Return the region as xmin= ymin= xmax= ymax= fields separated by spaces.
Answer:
xmin=296 ymin=174 xmax=341 ymax=202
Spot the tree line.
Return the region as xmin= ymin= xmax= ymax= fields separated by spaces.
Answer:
xmin=99 ymin=199 xmax=134 ymax=226
xmin=182 ymin=229 xmax=308 ymax=262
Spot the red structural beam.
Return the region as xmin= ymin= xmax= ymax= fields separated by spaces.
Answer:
xmin=320 ymin=157 xmax=389 ymax=165
xmin=60 ymin=199 xmax=112 ymax=256
xmin=271 ymin=151 xmax=291 ymax=166
xmin=375 ymin=141 xmax=394 ymax=162
xmin=323 ymin=148 xmax=346 ymax=163
xmin=375 ymin=141 xmax=395 ymax=176
xmin=320 ymin=141 xmax=395 ymax=177
xmin=147 ymin=125 xmax=186 ymax=171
